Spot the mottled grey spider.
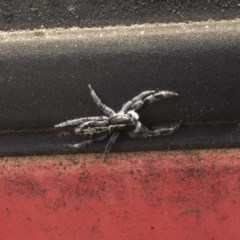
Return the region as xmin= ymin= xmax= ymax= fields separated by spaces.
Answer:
xmin=55 ymin=85 xmax=181 ymax=161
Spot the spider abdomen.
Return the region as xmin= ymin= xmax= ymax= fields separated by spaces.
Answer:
xmin=79 ymin=124 xmax=135 ymax=137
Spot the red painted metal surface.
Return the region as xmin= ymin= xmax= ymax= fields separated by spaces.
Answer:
xmin=0 ymin=149 xmax=240 ymax=240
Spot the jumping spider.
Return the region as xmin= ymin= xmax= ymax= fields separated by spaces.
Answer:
xmin=55 ymin=85 xmax=181 ymax=161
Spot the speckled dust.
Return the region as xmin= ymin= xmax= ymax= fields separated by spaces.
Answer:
xmin=0 ymin=149 xmax=240 ymax=207
xmin=0 ymin=18 xmax=239 ymax=42
xmin=0 ymin=149 xmax=240 ymax=240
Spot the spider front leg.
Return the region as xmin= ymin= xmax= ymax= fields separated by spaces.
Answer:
xmin=129 ymin=121 xmax=182 ymax=138
xmin=121 ymin=90 xmax=178 ymax=112
xmin=120 ymin=90 xmax=155 ymax=112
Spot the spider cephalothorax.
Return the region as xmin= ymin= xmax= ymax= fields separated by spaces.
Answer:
xmin=55 ymin=85 xmax=181 ymax=161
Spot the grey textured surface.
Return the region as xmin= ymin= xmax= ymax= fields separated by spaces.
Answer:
xmin=0 ymin=0 xmax=240 ymax=30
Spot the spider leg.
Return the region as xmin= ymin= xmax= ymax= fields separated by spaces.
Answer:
xmin=120 ymin=90 xmax=155 ymax=112
xmin=54 ymin=116 xmax=108 ymax=128
xmin=88 ymin=84 xmax=115 ymax=116
xmin=121 ymin=90 xmax=178 ymax=112
xmin=75 ymin=123 xmax=134 ymax=137
xmin=74 ymin=120 xmax=109 ymax=135
xmin=104 ymin=132 xmax=120 ymax=162
xmin=75 ymin=120 xmax=109 ymax=133
xmin=66 ymin=135 xmax=108 ymax=149
xmin=74 ymin=125 xmax=120 ymax=136
xmin=129 ymin=121 xmax=182 ymax=138
xmin=130 ymin=91 xmax=178 ymax=112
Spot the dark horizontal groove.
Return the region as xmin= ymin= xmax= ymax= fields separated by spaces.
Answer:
xmin=0 ymin=120 xmax=237 ymax=136
xmin=0 ymin=0 xmax=240 ymax=31
xmin=0 ymin=123 xmax=239 ymax=157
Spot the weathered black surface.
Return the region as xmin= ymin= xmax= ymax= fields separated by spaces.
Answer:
xmin=0 ymin=0 xmax=240 ymax=31
xmin=0 ymin=20 xmax=239 ymax=154
xmin=0 ymin=21 xmax=240 ymax=131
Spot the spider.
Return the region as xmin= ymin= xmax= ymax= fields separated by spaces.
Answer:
xmin=55 ymin=85 xmax=182 ymax=161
